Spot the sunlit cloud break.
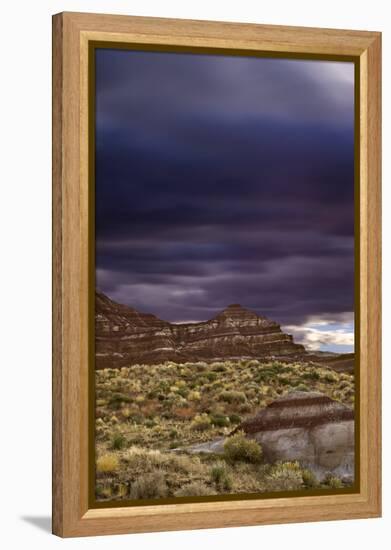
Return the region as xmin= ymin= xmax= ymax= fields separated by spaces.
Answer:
xmin=284 ymin=313 xmax=354 ymax=353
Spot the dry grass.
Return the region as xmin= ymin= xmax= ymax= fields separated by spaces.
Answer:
xmin=264 ymin=461 xmax=304 ymax=492
xmin=96 ymin=453 xmax=119 ymax=474
xmin=129 ymin=472 xmax=168 ymax=499
xmin=95 ymin=359 xmax=354 ymax=501
xmin=175 ymin=481 xmax=215 ymax=497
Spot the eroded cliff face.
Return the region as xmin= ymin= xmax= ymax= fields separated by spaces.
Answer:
xmin=187 ymin=391 xmax=355 ymax=481
xmin=236 ymin=391 xmax=355 ymax=480
xmin=95 ymin=291 xmax=305 ymax=369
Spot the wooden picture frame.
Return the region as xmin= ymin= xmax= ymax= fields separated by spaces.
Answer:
xmin=52 ymin=11 xmax=381 ymax=537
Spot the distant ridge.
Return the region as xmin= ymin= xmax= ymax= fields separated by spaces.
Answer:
xmin=95 ymin=291 xmax=305 ymax=369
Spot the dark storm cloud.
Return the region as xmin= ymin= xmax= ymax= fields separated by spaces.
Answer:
xmin=95 ymin=48 xmax=355 ymax=330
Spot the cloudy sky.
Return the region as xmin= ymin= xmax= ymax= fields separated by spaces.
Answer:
xmin=95 ymin=48 xmax=355 ymax=353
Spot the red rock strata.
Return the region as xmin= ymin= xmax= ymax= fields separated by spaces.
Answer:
xmin=234 ymin=391 xmax=355 ymax=433
xmin=95 ymin=291 xmax=305 ymax=369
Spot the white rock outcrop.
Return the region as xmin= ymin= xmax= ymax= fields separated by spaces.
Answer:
xmin=236 ymin=391 xmax=355 ymax=480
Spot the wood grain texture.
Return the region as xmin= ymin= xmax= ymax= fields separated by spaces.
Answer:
xmin=52 ymin=12 xmax=63 ymax=537
xmin=364 ymin=34 xmax=382 ymax=512
xmin=64 ymin=11 xmax=379 ymax=55
xmin=52 ymin=11 xmax=382 ymax=538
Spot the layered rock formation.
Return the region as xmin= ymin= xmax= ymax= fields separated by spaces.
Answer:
xmin=187 ymin=391 xmax=355 ymax=481
xmin=95 ymin=291 xmax=305 ymax=369
xmin=236 ymin=391 xmax=355 ymax=480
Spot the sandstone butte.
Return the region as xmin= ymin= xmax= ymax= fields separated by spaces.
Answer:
xmin=95 ymin=290 xmax=305 ymax=369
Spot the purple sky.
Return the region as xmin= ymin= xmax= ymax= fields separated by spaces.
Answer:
xmin=95 ymin=49 xmax=355 ymax=352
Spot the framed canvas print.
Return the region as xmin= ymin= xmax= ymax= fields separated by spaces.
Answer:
xmin=52 ymin=12 xmax=381 ymax=537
